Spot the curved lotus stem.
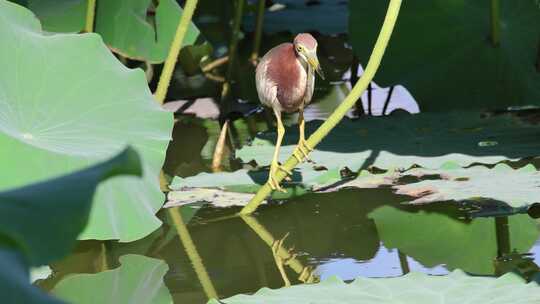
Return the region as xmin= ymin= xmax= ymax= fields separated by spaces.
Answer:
xmin=240 ymin=0 xmax=403 ymax=215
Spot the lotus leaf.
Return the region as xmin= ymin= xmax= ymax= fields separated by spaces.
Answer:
xmin=209 ymin=270 xmax=540 ymax=304
xmin=0 ymin=1 xmax=173 ymax=242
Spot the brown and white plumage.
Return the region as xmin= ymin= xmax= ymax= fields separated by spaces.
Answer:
xmin=255 ymin=33 xmax=323 ymax=192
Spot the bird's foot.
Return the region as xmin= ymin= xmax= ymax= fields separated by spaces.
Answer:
xmin=293 ymin=139 xmax=313 ymax=162
xmin=267 ymin=162 xmax=291 ymax=192
xmin=272 ymin=233 xmax=296 ymax=287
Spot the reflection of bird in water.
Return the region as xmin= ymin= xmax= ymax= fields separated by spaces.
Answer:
xmin=255 ymin=33 xmax=324 ymax=192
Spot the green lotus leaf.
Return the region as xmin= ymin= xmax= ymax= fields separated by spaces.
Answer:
xmin=24 ymin=0 xmax=86 ymax=33
xmin=0 ymin=1 xmax=173 ymax=242
xmin=96 ymin=0 xmax=206 ymax=63
xmin=14 ymin=0 xmax=207 ymax=63
xmin=237 ymin=112 xmax=540 ymax=179
xmin=369 ymin=206 xmax=539 ymax=275
xmin=0 ymin=147 xmax=142 ymax=303
xmin=209 ymin=270 xmax=540 ymax=304
xmin=349 ymin=0 xmax=540 ymax=110
xmin=52 ymin=254 xmax=172 ymax=304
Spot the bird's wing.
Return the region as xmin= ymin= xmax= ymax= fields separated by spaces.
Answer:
xmin=255 ymin=59 xmax=278 ymax=108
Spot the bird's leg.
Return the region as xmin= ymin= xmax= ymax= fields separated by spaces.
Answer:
xmin=293 ymin=109 xmax=313 ymax=162
xmin=268 ymin=108 xmax=291 ymax=192
xmin=271 ymin=233 xmax=296 ymax=287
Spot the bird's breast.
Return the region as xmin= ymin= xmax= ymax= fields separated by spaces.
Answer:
xmin=263 ymin=44 xmax=308 ymax=112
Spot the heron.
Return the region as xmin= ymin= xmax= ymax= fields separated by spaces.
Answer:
xmin=256 ymin=33 xmax=324 ymax=192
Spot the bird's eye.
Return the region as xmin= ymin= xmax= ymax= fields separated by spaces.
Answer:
xmin=296 ymin=45 xmax=303 ymax=52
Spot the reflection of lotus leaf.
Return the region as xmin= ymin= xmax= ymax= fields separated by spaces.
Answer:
xmin=210 ymin=270 xmax=540 ymax=304
xmin=349 ymin=0 xmax=540 ymax=110
xmin=369 ymin=206 xmax=539 ymax=275
xmin=0 ymin=1 xmax=173 ymax=241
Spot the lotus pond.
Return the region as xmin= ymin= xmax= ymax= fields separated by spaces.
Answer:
xmin=1 ymin=0 xmax=540 ymax=303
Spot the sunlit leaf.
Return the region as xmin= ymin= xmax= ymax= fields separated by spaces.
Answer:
xmin=237 ymin=112 xmax=540 ymax=181
xmin=53 ymin=254 xmax=172 ymax=304
xmin=394 ymin=163 xmax=540 ymax=208
xmin=209 ymin=270 xmax=540 ymax=303
xmin=0 ymin=1 xmax=173 ymax=242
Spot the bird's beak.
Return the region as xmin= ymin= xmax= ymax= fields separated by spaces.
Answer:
xmin=307 ymin=54 xmax=325 ymax=80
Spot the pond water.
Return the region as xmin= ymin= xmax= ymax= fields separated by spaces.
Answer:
xmin=40 ymin=187 xmax=540 ymax=303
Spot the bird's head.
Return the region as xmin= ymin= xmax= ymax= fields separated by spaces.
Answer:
xmin=293 ymin=33 xmax=325 ymax=80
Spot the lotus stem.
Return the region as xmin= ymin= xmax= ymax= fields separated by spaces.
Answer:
xmin=155 ymin=0 xmax=199 ymax=104
xmin=490 ymin=0 xmax=500 ymax=47
xmin=250 ymin=0 xmax=266 ymax=64
xmin=201 ymin=56 xmax=229 ymax=73
xmin=168 ymin=208 xmax=218 ymax=300
xmin=211 ymin=119 xmax=229 ymax=172
xmin=240 ymin=0 xmax=403 ymax=215
xmin=84 ymin=0 xmax=96 ymax=33
xmin=220 ymin=0 xmax=245 ymax=112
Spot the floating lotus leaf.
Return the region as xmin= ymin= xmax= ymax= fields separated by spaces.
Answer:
xmin=237 ymin=112 xmax=540 ymax=183
xmin=209 ymin=270 xmax=540 ymax=304
xmin=0 ymin=1 xmax=173 ymax=241
xmin=394 ymin=163 xmax=540 ymax=208
xmin=52 ymin=254 xmax=172 ymax=304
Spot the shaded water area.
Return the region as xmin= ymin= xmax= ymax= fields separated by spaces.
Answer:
xmin=40 ymin=187 xmax=540 ymax=303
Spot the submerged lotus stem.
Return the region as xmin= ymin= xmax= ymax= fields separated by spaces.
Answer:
xmin=155 ymin=0 xmax=199 ymax=104
xmin=250 ymin=0 xmax=266 ymax=64
xmin=240 ymin=0 xmax=403 ymax=215
xmin=84 ymin=0 xmax=96 ymax=33
xmin=168 ymin=208 xmax=219 ymax=300
xmin=490 ymin=0 xmax=500 ymax=47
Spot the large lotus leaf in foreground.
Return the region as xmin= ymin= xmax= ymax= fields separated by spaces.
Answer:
xmin=369 ymin=206 xmax=539 ymax=275
xmin=0 ymin=1 xmax=173 ymax=241
xmin=209 ymin=270 xmax=540 ymax=304
xmin=349 ymin=0 xmax=540 ymax=110
xmin=52 ymin=254 xmax=172 ymax=304
xmin=0 ymin=148 xmax=142 ymax=304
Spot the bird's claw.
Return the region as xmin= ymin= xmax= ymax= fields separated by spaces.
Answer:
xmin=293 ymin=139 xmax=313 ymax=162
xmin=267 ymin=162 xmax=291 ymax=193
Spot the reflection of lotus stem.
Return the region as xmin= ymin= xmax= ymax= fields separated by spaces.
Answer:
xmin=241 ymin=215 xmax=319 ymax=283
xmin=84 ymin=0 xmax=96 ymax=33
xmin=155 ymin=0 xmax=199 ymax=104
xmin=250 ymin=0 xmax=266 ymax=63
xmin=168 ymin=208 xmax=218 ymax=300
xmin=100 ymin=242 xmax=109 ymax=272
xmin=240 ymin=0 xmax=403 ymax=215
xmin=490 ymin=0 xmax=500 ymax=47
